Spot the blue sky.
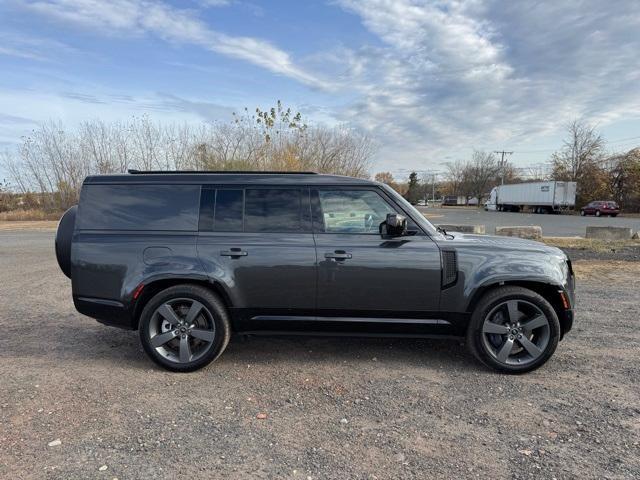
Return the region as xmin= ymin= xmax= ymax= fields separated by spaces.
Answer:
xmin=1 ymin=0 xmax=640 ymax=177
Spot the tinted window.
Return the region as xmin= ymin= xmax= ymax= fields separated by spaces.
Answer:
xmin=198 ymin=188 xmax=215 ymax=231
xmin=245 ymin=188 xmax=302 ymax=232
xmin=215 ymin=189 xmax=243 ymax=231
xmin=316 ymin=189 xmax=396 ymax=234
xmin=77 ymin=184 xmax=200 ymax=231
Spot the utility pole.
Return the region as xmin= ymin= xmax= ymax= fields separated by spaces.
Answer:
xmin=493 ymin=150 xmax=513 ymax=185
xmin=431 ymin=172 xmax=437 ymax=202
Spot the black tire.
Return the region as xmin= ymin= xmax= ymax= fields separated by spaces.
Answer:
xmin=595 ymin=210 xmax=601 ymax=217
xmin=466 ymin=286 xmax=560 ymax=374
xmin=55 ymin=205 xmax=77 ymax=278
xmin=611 ymin=214 xmax=618 ymax=217
xmin=139 ymin=285 xmax=231 ymax=372
xmin=580 ymin=210 xmax=585 ymax=216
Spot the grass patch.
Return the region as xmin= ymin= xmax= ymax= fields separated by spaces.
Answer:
xmin=0 ymin=220 xmax=58 ymax=231
xmin=0 ymin=209 xmax=63 ymax=221
xmin=541 ymin=237 xmax=640 ymax=252
xmin=572 ymin=260 xmax=640 ymax=280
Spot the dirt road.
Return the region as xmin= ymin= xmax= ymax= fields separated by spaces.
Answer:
xmin=1 ymin=231 xmax=639 ymax=479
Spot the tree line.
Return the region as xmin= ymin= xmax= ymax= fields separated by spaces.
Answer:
xmin=375 ymin=120 xmax=640 ymax=211
xmin=2 ymin=111 xmax=639 ymax=214
xmin=0 ymin=101 xmax=374 ymax=213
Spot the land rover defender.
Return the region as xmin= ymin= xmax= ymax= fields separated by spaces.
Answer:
xmin=55 ymin=171 xmax=574 ymax=373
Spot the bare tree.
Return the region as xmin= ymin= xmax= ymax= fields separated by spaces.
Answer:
xmin=607 ymin=147 xmax=640 ymax=211
xmin=467 ymin=150 xmax=501 ymax=206
xmin=524 ymin=163 xmax=550 ymax=181
xmin=551 ymin=120 xmax=605 ymax=187
xmin=0 ymin=103 xmax=376 ymax=212
xmin=551 ymin=120 xmax=605 ymax=181
xmin=443 ymin=160 xmax=469 ymax=197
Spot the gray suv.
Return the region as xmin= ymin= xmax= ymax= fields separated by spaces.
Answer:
xmin=55 ymin=171 xmax=575 ymax=373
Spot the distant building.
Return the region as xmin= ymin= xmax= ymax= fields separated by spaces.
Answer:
xmin=442 ymin=195 xmax=479 ymax=206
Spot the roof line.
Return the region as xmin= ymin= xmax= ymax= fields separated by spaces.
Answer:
xmin=127 ymin=169 xmax=318 ymax=175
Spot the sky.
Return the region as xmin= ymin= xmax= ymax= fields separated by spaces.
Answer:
xmin=1 ymin=0 xmax=640 ymax=178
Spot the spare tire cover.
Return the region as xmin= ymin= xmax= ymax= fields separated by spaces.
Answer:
xmin=55 ymin=205 xmax=77 ymax=279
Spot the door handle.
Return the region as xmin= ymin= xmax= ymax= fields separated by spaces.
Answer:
xmin=220 ymin=248 xmax=248 ymax=257
xmin=325 ymin=251 xmax=352 ymax=260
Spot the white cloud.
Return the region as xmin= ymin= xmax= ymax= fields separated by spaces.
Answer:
xmin=20 ymin=0 xmax=328 ymax=88
xmin=4 ymin=0 xmax=640 ymax=174
xmin=0 ymin=86 xmax=234 ymax=147
xmin=0 ymin=32 xmax=83 ymax=61
xmin=198 ymin=0 xmax=231 ymax=6
xmin=329 ymin=0 xmax=640 ymax=171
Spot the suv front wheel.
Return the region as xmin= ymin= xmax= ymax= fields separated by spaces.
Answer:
xmin=466 ymin=286 xmax=560 ymax=373
xmin=139 ymin=285 xmax=231 ymax=372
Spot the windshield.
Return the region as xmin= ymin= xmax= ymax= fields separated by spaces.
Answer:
xmin=379 ymin=183 xmax=440 ymax=236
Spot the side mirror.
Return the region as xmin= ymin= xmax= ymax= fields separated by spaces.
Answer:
xmin=380 ymin=213 xmax=407 ymax=237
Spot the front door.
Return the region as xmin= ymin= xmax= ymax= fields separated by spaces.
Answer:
xmin=312 ymin=187 xmax=442 ymax=325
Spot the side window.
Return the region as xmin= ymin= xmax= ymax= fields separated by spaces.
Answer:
xmin=245 ymin=188 xmax=302 ymax=233
xmin=199 ymin=188 xmax=244 ymax=232
xmin=215 ymin=189 xmax=243 ymax=231
xmin=79 ymin=184 xmax=200 ymax=231
xmin=315 ymin=189 xmax=397 ymax=234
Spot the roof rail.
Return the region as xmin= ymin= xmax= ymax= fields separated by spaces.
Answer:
xmin=127 ymin=169 xmax=318 ymax=175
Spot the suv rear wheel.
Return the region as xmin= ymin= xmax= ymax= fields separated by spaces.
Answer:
xmin=466 ymin=286 xmax=560 ymax=373
xmin=139 ymin=285 xmax=231 ymax=372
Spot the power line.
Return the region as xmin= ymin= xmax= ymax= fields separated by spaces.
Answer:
xmin=607 ymin=135 xmax=640 ymax=144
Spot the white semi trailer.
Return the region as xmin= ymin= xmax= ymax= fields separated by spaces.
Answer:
xmin=485 ymin=181 xmax=577 ymax=213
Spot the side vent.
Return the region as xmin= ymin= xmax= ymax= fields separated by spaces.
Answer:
xmin=441 ymin=250 xmax=458 ymax=288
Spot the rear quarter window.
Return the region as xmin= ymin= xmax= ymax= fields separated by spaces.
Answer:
xmin=77 ymin=184 xmax=200 ymax=231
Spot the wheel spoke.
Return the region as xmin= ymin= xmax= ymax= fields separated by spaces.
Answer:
xmin=150 ymin=330 xmax=178 ymax=347
xmin=190 ymin=328 xmax=214 ymax=342
xmin=184 ymin=301 xmax=204 ymax=326
xmin=179 ymin=335 xmax=192 ymax=362
xmin=157 ymin=303 xmax=181 ymax=326
xmin=506 ymin=300 xmax=520 ymax=323
xmin=518 ymin=336 xmax=543 ymax=358
xmin=496 ymin=337 xmax=515 ymax=363
xmin=483 ymin=321 xmax=510 ymax=335
xmin=521 ymin=314 xmax=547 ymax=332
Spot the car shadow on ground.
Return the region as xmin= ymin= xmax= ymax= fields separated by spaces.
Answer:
xmin=222 ymin=334 xmax=483 ymax=372
xmin=8 ymin=320 xmax=483 ymax=373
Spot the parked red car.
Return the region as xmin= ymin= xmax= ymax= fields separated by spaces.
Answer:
xmin=580 ymin=201 xmax=620 ymax=217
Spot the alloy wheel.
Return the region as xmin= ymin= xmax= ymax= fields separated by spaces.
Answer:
xmin=148 ymin=298 xmax=216 ymax=364
xmin=481 ymin=299 xmax=550 ymax=366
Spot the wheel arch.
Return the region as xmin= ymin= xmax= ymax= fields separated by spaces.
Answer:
xmin=466 ymin=280 xmax=572 ymax=339
xmin=131 ymin=278 xmax=233 ymax=330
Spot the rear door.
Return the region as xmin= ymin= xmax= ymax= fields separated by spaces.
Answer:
xmin=197 ymin=186 xmax=317 ymax=330
xmin=312 ymin=186 xmax=442 ymax=321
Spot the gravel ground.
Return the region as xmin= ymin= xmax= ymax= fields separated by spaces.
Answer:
xmin=560 ymin=246 xmax=640 ymax=262
xmin=1 ymin=231 xmax=639 ymax=479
